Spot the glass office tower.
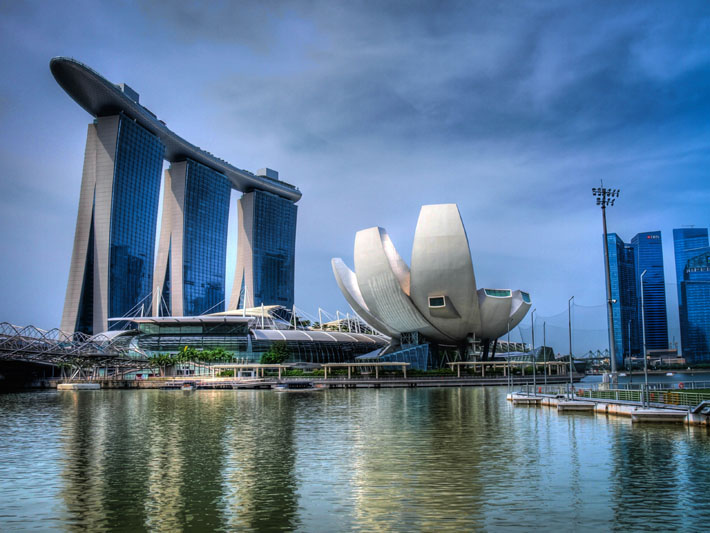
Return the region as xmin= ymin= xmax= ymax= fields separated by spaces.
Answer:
xmin=230 ymin=186 xmax=298 ymax=310
xmin=61 ymin=114 xmax=165 ymax=335
xmin=631 ymin=231 xmax=669 ymax=351
xmin=673 ymin=228 xmax=709 ymax=293
xmin=673 ymin=228 xmax=709 ymax=354
xmin=606 ymin=234 xmax=639 ymax=362
xmin=680 ymin=251 xmax=710 ymax=363
xmin=154 ymin=159 xmax=231 ymax=317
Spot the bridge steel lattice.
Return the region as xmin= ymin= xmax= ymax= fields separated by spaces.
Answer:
xmin=0 ymin=322 xmax=151 ymax=375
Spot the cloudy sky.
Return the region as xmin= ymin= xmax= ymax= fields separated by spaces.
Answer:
xmin=0 ymin=1 xmax=708 ymax=349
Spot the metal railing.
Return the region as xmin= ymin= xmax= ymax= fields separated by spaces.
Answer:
xmin=578 ymin=387 xmax=710 ymax=409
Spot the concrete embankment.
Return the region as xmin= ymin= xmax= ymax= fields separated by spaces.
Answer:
xmin=38 ymin=374 xmax=582 ymax=390
xmin=507 ymin=392 xmax=710 ymax=426
xmin=57 ymin=383 xmax=100 ymax=390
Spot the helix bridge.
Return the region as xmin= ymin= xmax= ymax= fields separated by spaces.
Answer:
xmin=0 ymin=322 xmax=151 ymax=377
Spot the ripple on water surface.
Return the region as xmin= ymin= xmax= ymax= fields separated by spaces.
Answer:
xmin=1 ymin=388 xmax=710 ymax=531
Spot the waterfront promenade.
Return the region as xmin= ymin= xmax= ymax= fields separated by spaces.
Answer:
xmin=36 ymin=373 xmax=583 ymax=390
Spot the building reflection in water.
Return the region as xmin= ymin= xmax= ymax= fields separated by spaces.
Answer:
xmin=220 ymin=391 xmax=299 ymax=531
xmin=45 ymin=387 xmax=710 ymax=531
xmin=58 ymin=390 xmax=299 ymax=531
xmin=610 ymin=422 xmax=710 ymax=531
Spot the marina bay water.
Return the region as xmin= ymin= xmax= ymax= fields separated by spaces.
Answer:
xmin=2 ymin=387 xmax=710 ymax=531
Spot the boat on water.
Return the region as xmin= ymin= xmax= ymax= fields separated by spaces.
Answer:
xmin=181 ymin=383 xmax=195 ymax=391
xmin=272 ymin=382 xmax=322 ymax=392
xmin=666 ymin=372 xmax=675 ymax=377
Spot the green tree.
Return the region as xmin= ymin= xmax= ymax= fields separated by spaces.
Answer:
xmin=260 ymin=341 xmax=290 ymax=364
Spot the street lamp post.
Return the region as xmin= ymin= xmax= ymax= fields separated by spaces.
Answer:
xmin=530 ymin=307 xmax=537 ymax=396
xmin=592 ymin=183 xmax=620 ymax=374
xmin=507 ymin=319 xmax=511 ymax=390
xmin=641 ymin=269 xmax=649 ymax=406
xmin=627 ymin=319 xmax=632 ymax=380
xmin=568 ymin=296 xmax=575 ymax=398
xmin=543 ymin=321 xmax=548 ymax=387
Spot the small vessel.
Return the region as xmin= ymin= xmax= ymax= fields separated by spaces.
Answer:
xmin=666 ymin=372 xmax=674 ymax=377
xmin=619 ymin=373 xmax=627 ymax=377
xmin=181 ymin=383 xmax=195 ymax=391
xmin=272 ymin=382 xmax=321 ymax=392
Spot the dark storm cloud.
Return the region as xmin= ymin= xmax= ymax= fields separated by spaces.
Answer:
xmin=156 ymin=0 xmax=710 ymax=160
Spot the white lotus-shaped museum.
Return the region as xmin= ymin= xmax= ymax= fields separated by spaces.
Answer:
xmin=331 ymin=204 xmax=531 ymax=354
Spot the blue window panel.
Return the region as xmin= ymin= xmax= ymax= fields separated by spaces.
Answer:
xmin=251 ymin=190 xmax=297 ymax=308
xmin=631 ymin=231 xmax=669 ymax=351
xmin=606 ymin=233 xmax=638 ymax=366
xmin=680 ymin=251 xmax=710 ymax=363
xmin=182 ymin=159 xmax=231 ymax=316
xmin=673 ymin=228 xmax=709 ymax=353
xmin=109 ymin=115 xmax=165 ymax=323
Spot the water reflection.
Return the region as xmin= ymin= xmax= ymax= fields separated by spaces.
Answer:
xmin=221 ymin=392 xmax=299 ymax=532
xmin=610 ymin=423 xmax=710 ymax=531
xmin=2 ymin=388 xmax=710 ymax=531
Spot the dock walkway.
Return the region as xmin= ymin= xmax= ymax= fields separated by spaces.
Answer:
xmin=507 ymin=392 xmax=708 ymax=426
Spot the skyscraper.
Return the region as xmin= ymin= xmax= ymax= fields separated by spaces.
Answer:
xmin=631 ymin=231 xmax=669 ymax=351
xmin=605 ymin=231 xmax=669 ymax=364
xmin=153 ymin=159 xmax=231 ymax=317
xmin=606 ymin=234 xmax=638 ymax=363
xmin=673 ymin=228 xmax=709 ymax=294
xmin=230 ymin=175 xmax=298 ymax=310
xmin=61 ymin=114 xmax=165 ymax=335
xmin=52 ymin=57 xmax=301 ymax=334
xmin=680 ymin=250 xmax=710 ymax=363
xmin=673 ymin=228 xmax=709 ymax=354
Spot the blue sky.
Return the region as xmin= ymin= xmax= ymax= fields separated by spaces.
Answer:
xmin=0 ymin=1 xmax=708 ymax=351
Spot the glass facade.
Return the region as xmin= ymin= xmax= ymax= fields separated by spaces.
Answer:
xmin=76 ymin=214 xmax=95 ymax=334
xmin=239 ymin=190 xmax=297 ymax=308
xmin=673 ymin=228 xmax=708 ymax=290
xmin=680 ymin=251 xmax=710 ymax=363
xmin=631 ymin=231 xmax=669 ymax=351
xmin=128 ymin=320 xmax=384 ymax=364
xmin=180 ymin=159 xmax=231 ymax=316
xmin=136 ymin=321 xmax=250 ymax=354
xmin=484 ymin=289 xmax=511 ymax=297
xmin=108 ymin=116 xmax=165 ymax=323
xmin=606 ymin=234 xmax=638 ymax=364
xmin=73 ymin=114 xmax=165 ymax=334
xmin=673 ymin=228 xmax=709 ymax=354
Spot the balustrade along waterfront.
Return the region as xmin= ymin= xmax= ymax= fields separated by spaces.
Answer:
xmin=1 ymin=387 xmax=710 ymax=531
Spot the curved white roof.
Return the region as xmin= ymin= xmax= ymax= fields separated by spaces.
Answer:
xmin=251 ymin=329 xmax=384 ymax=344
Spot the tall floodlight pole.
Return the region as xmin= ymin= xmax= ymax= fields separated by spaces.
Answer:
xmin=530 ymin=307 xmax=537 ymax=395
xmin=568 ymin=296 xmax=575 ymax=396
xmin=641 ymin=269 xmax=649 ymax=405
xmin=592 ymin=183 xmax=620 ymax=374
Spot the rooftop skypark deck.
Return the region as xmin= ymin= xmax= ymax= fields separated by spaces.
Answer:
xmin=50 ymin=57 xmax=301 ymax=202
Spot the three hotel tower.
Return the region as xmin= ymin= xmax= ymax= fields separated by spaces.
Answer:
xmin=51 ymin=58 xmax=300 ymax=335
